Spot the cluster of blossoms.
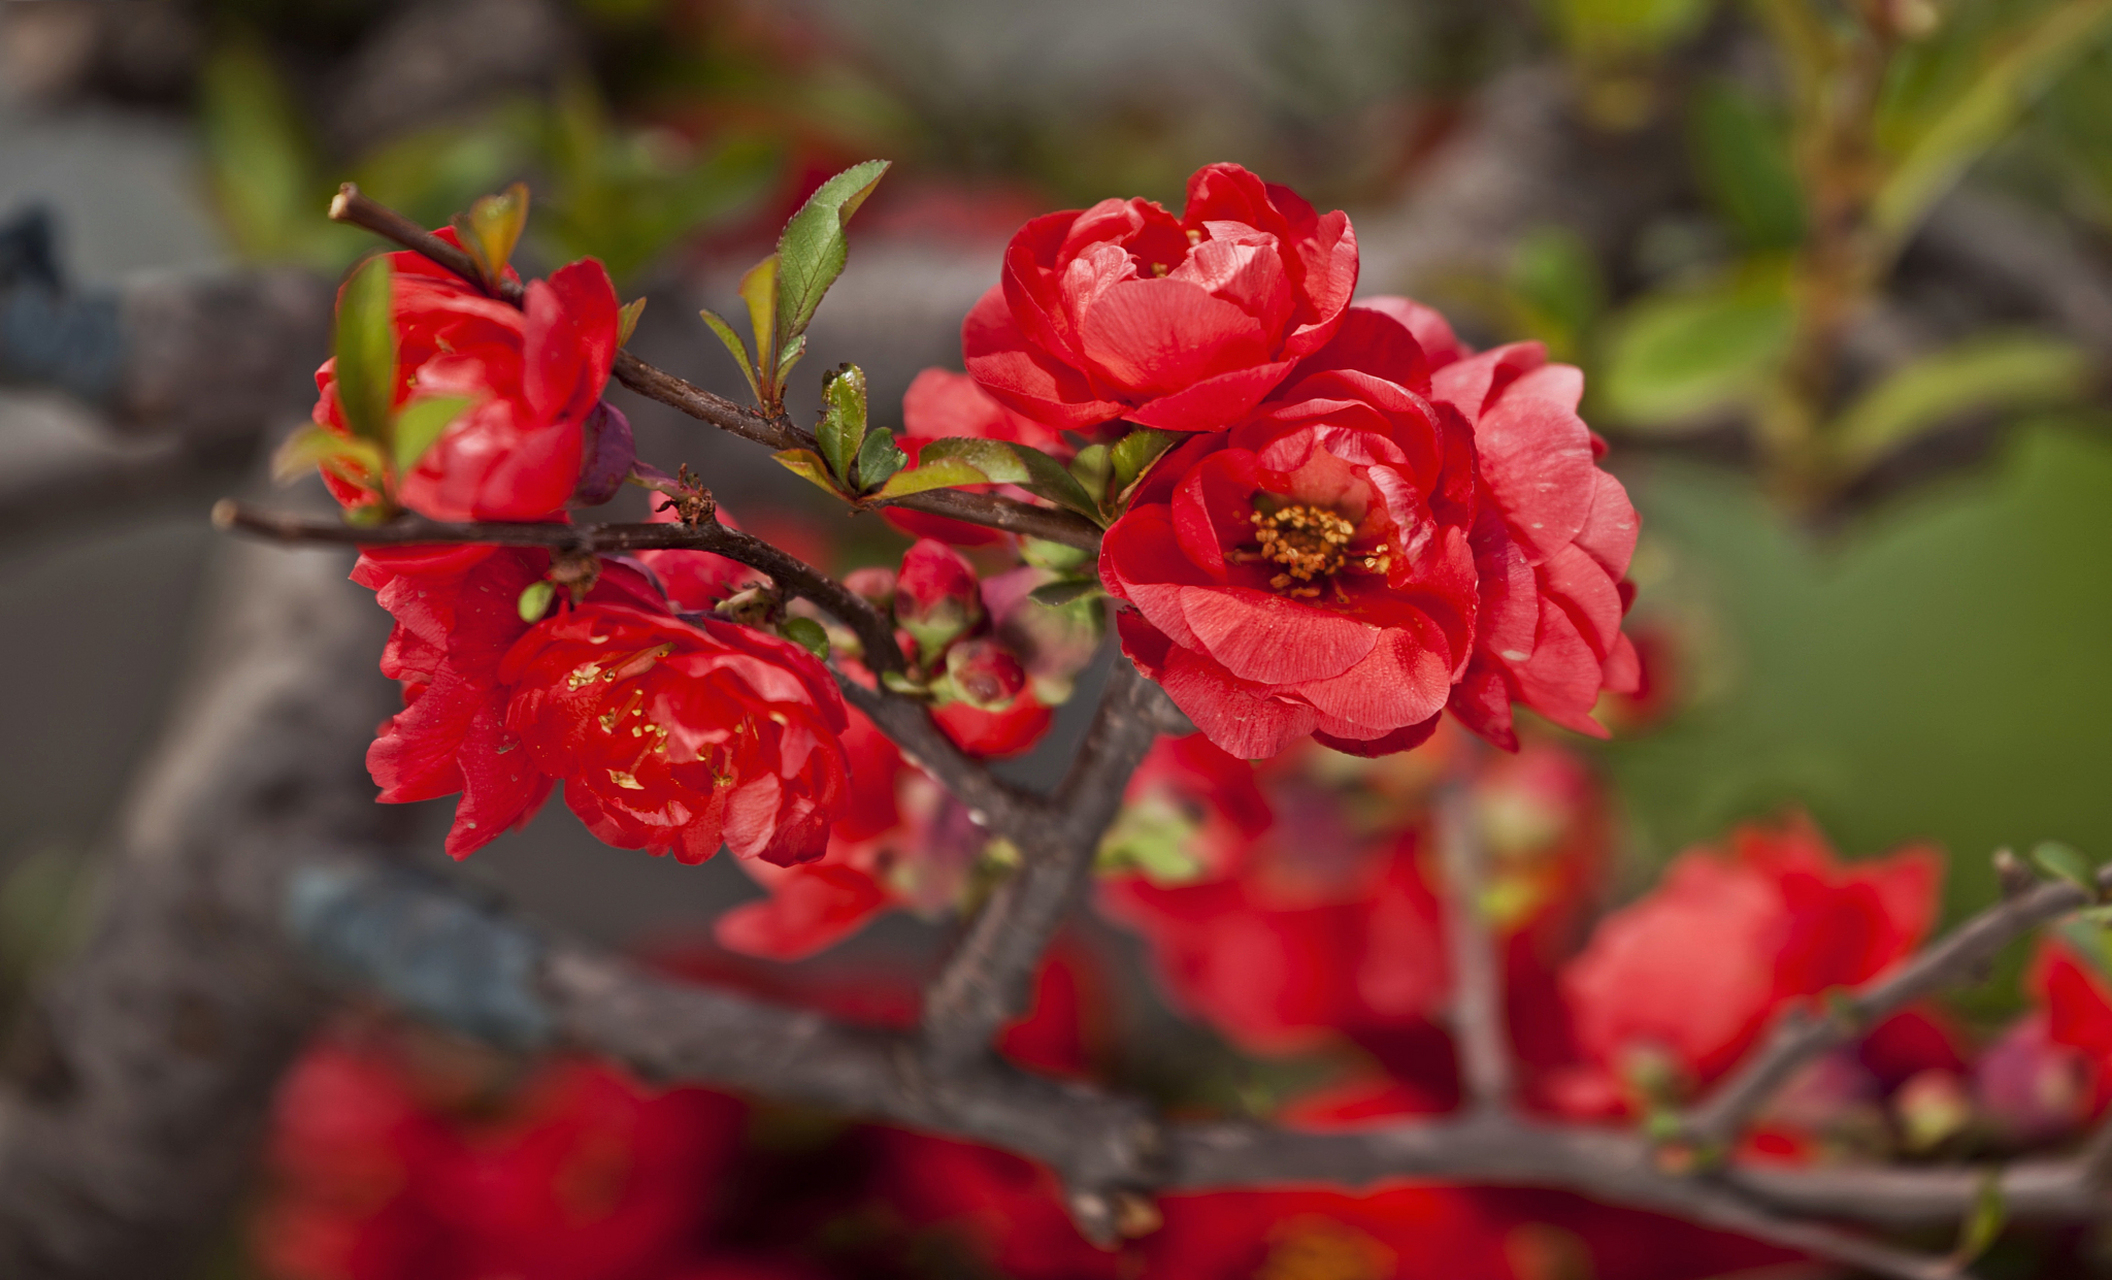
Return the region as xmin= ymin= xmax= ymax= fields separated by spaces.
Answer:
xmin=253 ymin=742 xmax=2112 ymax=1278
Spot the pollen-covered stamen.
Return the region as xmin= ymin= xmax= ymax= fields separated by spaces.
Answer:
xmin=1251 ymin=504 xmax=1356 ymax=592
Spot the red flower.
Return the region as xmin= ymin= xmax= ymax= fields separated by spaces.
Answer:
xmin=312 ymin=235 xmax=620 ymax=522
xmin=1372 ymin=297 xmax=1642 ymax=747
xmin=1558 ymin=815 xmax=1940 ymax=1102
xmin=358 ymin=549 xmax=668 ymax=859
xmin=886 ymin=368 xmax=1072 ymax=546
xmin=502 ymin=605 xmax=850 ymax=866
xmin=963 ymin=162 xmax=1358 ymax=433
xmin=1100 ymin=305 xmax=1480 ymax=758
xmin=931 ymin=693 xmax=1053 ymax=759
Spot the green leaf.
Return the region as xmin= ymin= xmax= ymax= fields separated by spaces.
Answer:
xmin=818 ymin=364 xmax=869 ymax=484
xmin=1069 ymin=443 xmax=1114 ymax=508
xmin=1690 ymin=81 xmax=1804 ymax=250
xmin=855 ymin=427 xmax=908 ymax=492
xmin=390 ymin=394 xmax=472 ymax=475
xmin=699 ymin=308 xmax=762 ymax=403
xmin=517 ymin=580 xmax=556 ymax=623
xmin=2032 ymin=840 xmax=2098 ymax=892
xmin=1600 ymin=272 xmax=1794 ymax=430
xmin=738 ymin=254 xmax=778 ymax=389
xmin=1507 ymin=226 xmax=1605 ymax=358
xmin=335 ymin=255 xmax=398 ymax=443
xmin=919 ymin=437 xmax=1032 ymax=484
xmin=1010 ymin=444 xmax=1104 ymax=522
xmin=780 ymin=616 xmax=830 ymax=659
xmin=455 ymin=181 xmax=529 ymax=289
xmin=772 ymin=159 xmax=890 ymax=350
xmin=1020 ymin=538 xmax=1095 ymax=573
xmin=1874 ymin=0 xmax=2112 ymax=249
xmin=1028 ymin=578 xmax=1103 ymax=607
xmin=1831 ymin=334 xmax=2090 ymax=472
xmin=271 ymin=425 xmax=383 ymax=485
xmin=776 ymin=333 xmax=809 ymax=389
xmin=1952 ymin=1170 xmax=2007 ymax=1267
xmin=772 ymin=448 xmax=851 ymax=499
xmin=1109 ymin=428 xmax=1183 ymax=499
xmin=1096 ymin=796 xmax=1206 ymax=886
xmin=872 ymin=458 xmax=995 ymax=499
xmin=616 ymin=297 xmax=647 ymax=346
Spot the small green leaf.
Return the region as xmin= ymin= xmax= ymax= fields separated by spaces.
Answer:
xmin=699 ymin=308 xmax=762 ymax=403
xmin=1690 ymin=81 xmax=1804 ymax=251
xmin=773 ymin=159 xmax=890 ymax=349
xmin=818 ymin=364 xmax=869 ymax=484
xmin=1020 ymin=538 xmax=1095 ymax=573
xmin=1600 ymin=271 xmax=1794 ymax=430
xmin=335 ymin=255 xmax=398 ymax=442
xmin=271 ymin=425 xmax=383 ymax=485
xmin=456 ymin=182 xmax=529 ymax=290
xmin=390 ymin=394 xmax=472 ymax=475
xmin=919 ymin=437 xmax=1032 ymax=484
xmin=855 ymin=427 xmax=907 ymax=492
xmin=1952 ymin=1170 xmax=2007 ymax=1267
xmin=1831 ymin=334 xmax=2090 ymax=472
xmin=1507 ymin=227 xmax=1605 ymax=360
xmin=517 ymin=580 xmax=556 ymax=623
xmin=1010 ymin=444 xmax=1104 ymax=522
xmin=1028 ymin=578 xmax=1103 ymax=607
xmin=780 ymin=615 xmax=830 ymax=659
xmin=778 ymin=334 xmax=809 ymax=390
xmin=738 ymin=254 xmax=778 ymax=388
xmin=1109 ymin=428 xmax=1182 ymax=498
xmin=873 ymin=458 xmax=994 ymax=499
xmin=2032 ymin=840 xmax=2098 ymax=892
xmin=617 ymin=297 xmax=647 ymax=346
xmin=1096 ymin=796 xmax=1205 ymax=885
xmin=772 ymin=447 xmax=852 ymax=498
xmin=1070 ymin=443 xmax=1114 ymax=508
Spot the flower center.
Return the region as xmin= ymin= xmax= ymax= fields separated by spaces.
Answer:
xmin=1251 ymin=504 xmax=1354 ymax=591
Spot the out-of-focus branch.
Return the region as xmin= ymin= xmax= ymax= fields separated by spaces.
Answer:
xmin=212 ymin=499 xmax=907 ymax=675
xmin=0 ymin=533 xmax=403 ymax=1279
xmin=325 ymin=184 xmax=1103 ymax=551
xmin=1435 ymin=778 xmax=1512 ymax=1114
xmin=919 ymin=661 xmax=1165 ymax=1073
xmin=1681 ymin=867 xmax=2109 ymax=1150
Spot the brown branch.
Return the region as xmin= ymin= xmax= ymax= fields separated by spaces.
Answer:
xmin=919 ymin=660 xmax=1165 ymax=1072
xmin=836 ymin=678 xmax=1037 ymax=836
xmin=327 ymin=184 xmax=1103 ymax=552
xmin=1437 ymin=778 xmax=1512 ymax=1114
xmin=212 ymin=499 xmax=905 ymax=675
xmin=1681 ymin=868 xmax=2109 ymax=1150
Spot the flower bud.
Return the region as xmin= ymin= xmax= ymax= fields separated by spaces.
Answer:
xmin=1974 ymin=1014 xmax=2091 ymax=1147
xmin=844 ymin=565 xmax=897 ymax=613
xmin=1894 ymin=1068 xmax=1972 ymax=1153
xmin=944 ymin=638 xmax=1027 ymax=710
xmin=895 ymin=540 xmax=982 ymax=659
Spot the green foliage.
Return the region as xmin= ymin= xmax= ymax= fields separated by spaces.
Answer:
xmin=454 ymin=183 xmax=530 ymax=291
xmin=854 ymin=428 xmax=908 ymax=492
xmin=1506 ymin=227 xmax=1607 ymax=362
xmin=1830 ymin=334 xmax=2091 ymax=471
xmin=1689 ymin=81 xmax=1804 ymax=250
xmin=817 ymin=365 xmax=870 ymax=486
xmin=780 ymin=616 xmax=831 ymax=660
xmin=390 ymin=395 xmax=475 ymax=475
xmin=198 ymin=35 xmax=365 ymax=266
xmin=333 ymin=257 xmax=398 ymax=444
xmin=517 ymin=581 xmax=556 ymax=623
xmin=2030 ymin=840 xmax=2098 ymax=891
xmin=1599 ymin=270 xmax=1794 ymax=430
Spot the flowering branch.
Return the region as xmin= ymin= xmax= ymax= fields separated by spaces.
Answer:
xmin=324 ymin=183 xmax=1103 ymax=551
xmin=1679 ymin=865 xmax=2112 ymax=1152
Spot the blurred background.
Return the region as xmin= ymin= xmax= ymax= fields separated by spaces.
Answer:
xmin=2 ymin=0 xmax=2111 ymax=1271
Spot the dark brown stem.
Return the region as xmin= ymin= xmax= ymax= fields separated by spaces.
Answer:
xmin=1681 ymin=868 xmax=2107 ymax=1150
xmin=1437 ymin=779 xmax=1512 ymax=1114
xmin=919 ymin=660 xmax=1163 ymax=1072
xmin=212 ymin=500 xmax=905 ymax=675
xmin=327 ymin=184 xmax=1103 ymax=552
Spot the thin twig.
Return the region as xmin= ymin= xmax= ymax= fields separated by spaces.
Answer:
xmin=327 ymin=183 xmax=1104 ymax=551
xmin=213 ymin=499 xmax=905 ymax=674
xmin=919 ymin=661 xmax=1164 ymax=1071
xmin=837 ymin=677 xmax=1036 ymax=835
xmin=1437 ymin=777 xmax=1512 ymax=1113
xmin=1682 ymin=867 xmax=2108 ymax=1149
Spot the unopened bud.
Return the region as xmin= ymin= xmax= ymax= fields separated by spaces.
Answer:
xmin=1975 ymin=1014 xmax=2090 ymax=1146
xmin=945 ymin=638 xmax=1027 ymax=710
xmin=1895 ymin=1068 xmax=1972 ymax=1152
xmin=895 ymin=539 xmax=981 ymax=659
xmin=843 ymin=565 xmax=897 ymax=613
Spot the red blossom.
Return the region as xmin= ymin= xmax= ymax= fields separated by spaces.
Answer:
xmin=1558 ymin=815 xmax=1941 ymax=1102
xmin=964 ymin=162 xmax=1357 ymax=433
xmin=1370 ymin=296 xmax=1643 ymax=747
xmin=313 ymin=233 xmax=621 ymax=522
xmin=1100 ymin=304 xmax=1480 ymax=758
xmin=501 ymin=604 xmax=850 ymax=866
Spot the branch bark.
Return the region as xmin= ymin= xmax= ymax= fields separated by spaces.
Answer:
xmin=1437 ymin=779 xmax=1512 ymax=1114
xmin=0 ymin=534 xmax=403 ymax=1279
